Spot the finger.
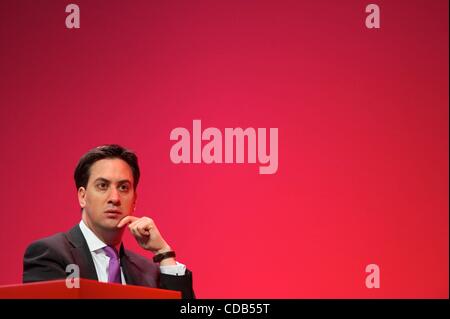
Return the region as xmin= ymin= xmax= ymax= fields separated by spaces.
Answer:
xmin=131 ymin=220 xmax=148 ymax=237
xmin=129 ymin=222 xmax=144 ymax=239
xmin=133 ymin=218 xmax=150 ymax=236
xmin=136 ymin=220 xmax=151 ymax=236
xmin=130 ymin=227 xmax=143 ymax=240
xmin=128 ymin=219 xmax=141 ymax=230
xmin=117 ymin=215 xmax=139 ymax=228
xmin=117 ymin=216 xmax=137 ymax=228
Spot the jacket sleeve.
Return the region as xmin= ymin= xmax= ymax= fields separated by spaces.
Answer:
xmin=159 ymin=269 xmax=195 ymax=299
xmin=23 ymin=240 xmax=68 ymax=283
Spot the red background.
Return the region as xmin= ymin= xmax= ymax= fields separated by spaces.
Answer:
xmin=0 ymin=0 xmax=448 ymax=298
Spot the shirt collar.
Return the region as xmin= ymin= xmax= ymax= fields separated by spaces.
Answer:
xmin=79 ymin=220 xmax=121 ymax=253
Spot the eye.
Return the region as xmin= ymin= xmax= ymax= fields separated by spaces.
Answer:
xmin=97 ymin=182 xmax=108 ymax=190
xmin=119 ymin=184 xmax=130 ymax=192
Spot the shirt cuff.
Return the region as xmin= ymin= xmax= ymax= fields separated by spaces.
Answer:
xmin=159 ymin=261 xmax=186 ymax=276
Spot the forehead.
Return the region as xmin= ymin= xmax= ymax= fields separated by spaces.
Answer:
xmin=88 ymin=158 xmax=134 ymax=183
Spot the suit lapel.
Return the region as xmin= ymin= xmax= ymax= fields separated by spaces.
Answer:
xmin=65 ymin=225 xmax=147 ymax=285
xmin=120 ymin=245 xmax=142 ymax=286
xmin=66 ymin=225 xmax=98 ymax=281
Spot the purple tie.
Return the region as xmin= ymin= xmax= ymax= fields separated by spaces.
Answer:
xmin=103 ymin=246 xmax=122 ymax=284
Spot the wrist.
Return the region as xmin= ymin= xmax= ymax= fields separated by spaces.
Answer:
xmin=153 ymin=250 xmax=176 ymax=264
xmin=155 ymin=244 xmax=171 ymax=255
xmin=159 ymin=257 xmax=177 ymax=266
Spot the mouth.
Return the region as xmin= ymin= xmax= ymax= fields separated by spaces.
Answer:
xmin=104 ymin=209 xmax=122 ymax=218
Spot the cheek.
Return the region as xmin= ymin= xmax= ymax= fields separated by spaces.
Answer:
xmin=86 ymin=191 xmax=105 ymax=207
xmin=122 ymin=194 xmax=136 ymax=208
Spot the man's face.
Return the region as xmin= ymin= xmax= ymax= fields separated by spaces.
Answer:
xmin=78 ymin=158 xmax=136 ymax=231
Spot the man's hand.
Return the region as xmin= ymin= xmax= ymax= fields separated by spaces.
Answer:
xmin=117 ymin=216 xmax=175 ymax=265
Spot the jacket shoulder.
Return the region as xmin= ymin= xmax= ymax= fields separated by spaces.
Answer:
xmin=23 ymin=231 xmax=75 ymax=283
xmin=25 ymin=232 xmax=68 ymax=250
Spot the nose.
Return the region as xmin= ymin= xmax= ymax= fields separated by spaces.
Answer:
xmin=107 ymin=187 xmax=121 ymax=206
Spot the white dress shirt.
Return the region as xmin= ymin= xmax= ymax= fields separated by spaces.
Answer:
xmin=79 ymin=220 xmax=186 ymax=284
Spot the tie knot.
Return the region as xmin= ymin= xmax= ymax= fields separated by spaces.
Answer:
xmin=103 ymin=246 xmax=119 ymax=260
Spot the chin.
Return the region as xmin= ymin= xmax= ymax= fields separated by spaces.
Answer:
xmin=99 ymin=219 xmax=120 ymax=230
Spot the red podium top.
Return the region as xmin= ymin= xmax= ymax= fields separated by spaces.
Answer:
xmin=0 ymin=279 xmax=181 ymax=299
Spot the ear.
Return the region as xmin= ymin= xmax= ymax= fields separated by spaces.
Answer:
xmin=78 ymin=187 xmax=87 ymax=208
xmin=133 ymin=192 xmax=137 ymax=211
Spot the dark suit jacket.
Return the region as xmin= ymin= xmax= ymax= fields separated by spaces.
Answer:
xmin=23 ymin=225 xmax=194 ymax=299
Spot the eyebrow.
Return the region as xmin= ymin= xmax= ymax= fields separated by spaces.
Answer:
xmin=93 ymin=178 xmax=132 ymax=184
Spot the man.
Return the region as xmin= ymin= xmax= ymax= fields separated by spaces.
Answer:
xmin=23 ymin=144 xmax=194 ymax=298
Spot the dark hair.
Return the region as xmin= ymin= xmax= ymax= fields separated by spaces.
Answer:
xmin=74 ymin=144 xmax=140 ymax=190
